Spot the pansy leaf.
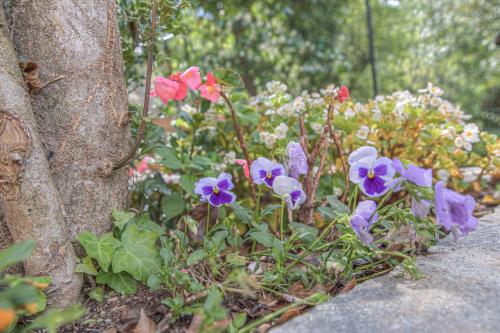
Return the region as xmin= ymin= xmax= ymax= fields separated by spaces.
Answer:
xmin=76 ymin=232 xmax=120 ymax=272
xmin=180 ymin=174 xmax=196 ymax=195
xmin=230 ymin=202 xmax=254 ymax=225
xmin=248 ymin=230 xmax=275 ymax=248
xmin=111 ymin=224 xmax=161 ymax=282
xmin=186 ymin=249 xmax=208 ymax=266
xmin=326 ymin=195 xmax=351 ymax=215
xmin=260 ymin=204 xmax=281 ymax=218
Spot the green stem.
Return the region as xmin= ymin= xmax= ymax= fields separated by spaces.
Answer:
xmin=256 ymin=190 xmax=262 ymax=221
xmin=206 ymin=204 xmax=211 ymax=236
xmin=280 ymin=199 xmax=285 ymax=242
xmin=284 ymin=218 xmax=338 ymax=273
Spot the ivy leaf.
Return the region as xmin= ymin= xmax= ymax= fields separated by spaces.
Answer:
xmin=111 ymin=224 xmax=161 ymax=282
xmin=88 ymin=287 xmax=104 ymax=303
xmin=230 ymin=202 xmax=254 ymax=225
xmin=76 ymin=232 xmax=120 ymax=272
xmin=96 ymin=271 xmax=137 ymax=295
xmin=75 ymin=256 xmax=98 ymax=275
xmin=112 ymin=209 xmax=135 ymax=230
xmin=161 ymin=192 xmax=185 ymax=222
xmin=157 ymin=147 xmax=182 ymax=170
xmin=186 ymin=249 xmax=208 ymax=266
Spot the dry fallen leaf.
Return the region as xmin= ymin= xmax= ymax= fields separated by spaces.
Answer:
xmin=132 ymin=308 xmax=157 ymax=333
xmin=186 ymin=314 xmax=203 ymax=333
xmin=288 ymin=282 xmax=325 ymax=300
xmin=276 ymin=307 xmax=303 ymax=324
xmin=340 ymin=277 xmax=357 ymax=294
xmin=257 ymin=323 xmax=272 ymax=332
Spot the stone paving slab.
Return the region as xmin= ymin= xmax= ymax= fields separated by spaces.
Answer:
xmin=272 ymin=208 xmax=500 ymax=333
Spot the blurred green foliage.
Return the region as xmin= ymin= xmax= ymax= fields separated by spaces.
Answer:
xmin=118 ymin=0 xmax=499 ymax=130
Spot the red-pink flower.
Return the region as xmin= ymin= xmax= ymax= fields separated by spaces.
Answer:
xmin=168 ymin=73 xmax=187 ymax=100
xmin=336 ymin=86 xmax=350 ymax=103
xmin=150 ymin=76 xmax=179 ymax=104
xmin=180 ymin=66 xmax=202 ymax=90
xmin=236 ymin=159 xmax=251 ymax=180
xmin=199 ymin=72 xmax=221 ymax=103
xmin=137 ymin=156 xmax=152 ymax=174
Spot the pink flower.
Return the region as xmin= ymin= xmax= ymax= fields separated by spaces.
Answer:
xmin=137 ymin=156 xmax=152 ymax=174
xmin=180 ymin=66 xmax=202 ymax=90
xmin=150 ymin=76 xmax=179 ymax=104
xmin=199 ymin=72 xmax=221 ymax=103
xmin=236 ymin=159 xmax=251 ymax=180
xmin=336 ymin=86 xmax=350 ymax=103
xmin=168 ymin=73 xmax=187 ymax=100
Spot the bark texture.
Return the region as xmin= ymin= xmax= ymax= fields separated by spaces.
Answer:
xmin=0 ymin=6 xmax=81 ymax=306
xmin=4 ymin=0 xmax=130 ymax=239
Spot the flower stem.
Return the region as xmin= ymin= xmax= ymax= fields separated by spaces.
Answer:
xmin=280 ymin=199 xmax=286 ymax=242
xmin=206 ymin=203 xmax=211 ymax=236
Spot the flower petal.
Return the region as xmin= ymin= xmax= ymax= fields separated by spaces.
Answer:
xmin=217 ymin=172 xmax=234 ymax=191
xmin=348 ymin=146 xmax=377 ymax=166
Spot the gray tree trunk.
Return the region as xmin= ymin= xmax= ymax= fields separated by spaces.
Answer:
xmin=0 ymin=6 xmax=81 ymax=307
xmin=3 ymin=0 xmax=130 ymax=239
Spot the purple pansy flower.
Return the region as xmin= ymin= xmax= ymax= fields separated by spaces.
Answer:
xmin=392 ymin=158 xmax=432 ymax=188
xmin=272 ymin=176 xmax=306 ymax=210
xmin=286 ymin=141 xmax=308 ymax=179
xmin=435 ymin=181 xmax=477 ymax=239
xmin=350 ymin=200 xmax=378 ymax=244
xmin=348 ymin=146 xmax=394 ymax=197
xmin=194 ymin=173 xmax=236 ymax=207
xmin=250 ymin=157 xmax=285 ymax=188
xmin=411 ymin=198 xmax=431 ymax=218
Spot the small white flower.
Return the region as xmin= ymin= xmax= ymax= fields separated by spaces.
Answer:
xmin=161 ymin=173 xmax=181 ymax=184
xmin=462 ymin=124 xmax=480 ymax=143
xmin=344 ymin=108 xmax=355 ymax=119
xmin=356 ymin=125 xmax=370 ymax=140
xmin=275 ymin=122 xmax=288 ymax=139
xmin=224 ymin=151 xmax=236 ymax=164
xmin=311 ymin=123 xmax=323 ymax=134
xmin=454 ymin=136 xmax=472 ymax=151
xmin=372 ymin=107 xmax=382 ymax=121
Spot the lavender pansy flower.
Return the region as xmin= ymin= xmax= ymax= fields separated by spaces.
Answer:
xmin=194 ymin=173 xmax=236 ymax=207
xmin=287 ymin=141 xmax=308 ymax=179
xmin=250 ymin=157 xmax=285 ymax=188
xmin=348 ymin=146 xmax=377 ymax=166
xmin=435 ymin=181 xmax=477 ymax=240
xmin=411 ymin=198 xmax=431 ymax=218
xmin=392 ymin=158 xmax=432 ymax=187
xmin=349 ymin=147 xmax=394 ymax=197
xmin=272 ymin=176 xmax=306 ymax=210
xmin=350 ymin=200 xmax=378 ymax=244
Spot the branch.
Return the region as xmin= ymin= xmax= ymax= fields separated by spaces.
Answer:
xmin=111 ymin=2 xmax=157 ymax=172
xmin=221 ymin=91 xmax=257 ymax=203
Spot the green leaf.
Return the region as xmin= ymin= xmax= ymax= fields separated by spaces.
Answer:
xmin=203 ymin=288 xmax=227 ymax=321
xmin=88 ymin=287 xmax=104 ymax=303
xmin=0 ymin=240 xmax=35 ymax=271
xmin=111 ymin=224 xmax=161 ymax=282
xmin=226 ymin=253 xmax=247 ymax=266
xmin=200 ymin=99 xmax=211 ymax=113
xmin=96 ymin=271 xmax=137 ymax=295
xmin=75 ymin=256 xmax=98 ymax=275
xmin=272 ymin=238 xmax=285 ymax=265
xmin=260 ymin=204 xmax=281 ymax=218
xmin=186 ymin=249 xmax=208 ymax=266
xmin=192 ymin=155 xmax=213 ymax=166
xmin=180 ymin=174 xmax=196 ymax=195
xmin=232 ymin=312 xmax=247 ymax=328
xmin=326 ymin=195 xmax=351 ymax=215
xmin=157 ymin=147 xmax=183 ymax=170
xmin=230 ymin=202 xmax=254 ymax=225
xmin=161 ymin=192 xmax=185 ymax=221
xmin=317 ymin=206 xmax=337 ymax=221
xmin=112 ymin=209 xmax=135 ymax=230
xmin=76 ymin=232 xmax=120 ymax=272
xmin=248 ymin=230 xmax=275 ymax=248
xmin=21 ymin=305 xmax=84 ymax=333
xmin=213 ymin=68 xmax=243 ymax=88
xmin=289 ymin=222 xmax=319 ymax=244
xmin=147 ymin=274 xmax=162 ymax=291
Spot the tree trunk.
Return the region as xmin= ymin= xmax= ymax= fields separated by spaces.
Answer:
xmin=3 ymin=0 xmax=130 ymax=239
xmin=0 ymin=6 xmax=81 ymax=307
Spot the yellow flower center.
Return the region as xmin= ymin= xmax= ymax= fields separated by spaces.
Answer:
xmin=465 ymin=131 xmax=473 ymax=138
xmin=266 ymin=171 xmax=272 ymax=179
xmin=368 ymin=170 xmax=375 ymax=179
xmin=213 ymin=186 xmax=219 ymax=194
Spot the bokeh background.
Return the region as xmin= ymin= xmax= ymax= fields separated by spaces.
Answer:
xmin=119 ymin=0 xmax=500 ymax=132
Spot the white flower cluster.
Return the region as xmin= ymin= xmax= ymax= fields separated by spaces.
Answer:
xmin=275 ymin=122 xmax=288 ymax=139
xmin=224 ymin=151 xmax=237 ymax=164
xmin=259 ymin=131 xmax=277 ymax=148
xmin=454 ymin=124 xmax=480 ymax=151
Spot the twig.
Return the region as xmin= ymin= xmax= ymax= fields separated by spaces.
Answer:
xmin=221 ymin=90 xmax=257 ymax=203
xmin=330 ymin=129 xmax=349 ymax=202
xmin=111 ymin=1 xmax=157 ymax=172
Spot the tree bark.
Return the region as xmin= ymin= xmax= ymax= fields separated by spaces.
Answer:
xmin=3 ymin=0 xmax=130 ymax=239
xmin=0 ymin=6 xmax=81 ymax=307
